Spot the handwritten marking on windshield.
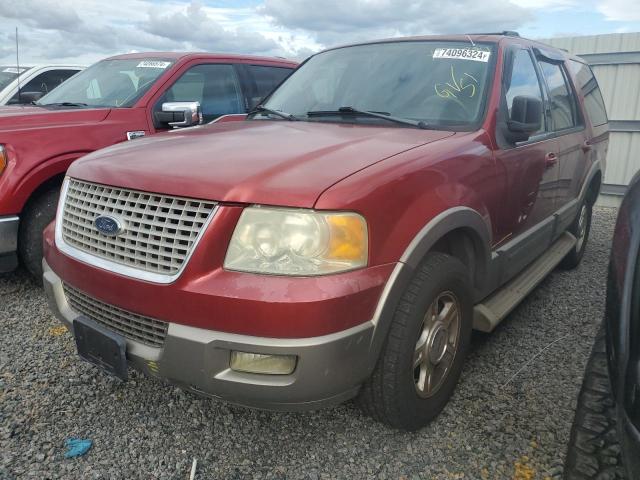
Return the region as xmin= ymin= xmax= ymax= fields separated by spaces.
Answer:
xmin=435 ymin=66 xmax=479 ymax=99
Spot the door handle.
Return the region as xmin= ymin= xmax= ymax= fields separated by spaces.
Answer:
xmin=544 ymin=152 xmax=558 ymax=168
xmin=581 ymin=140 xmax=593 ymax=152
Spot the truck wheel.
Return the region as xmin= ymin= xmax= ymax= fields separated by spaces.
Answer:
xmin=358 ymin=252 xmax=473 ymax=430
xmin=18 ymin=186 xmax=60 ymax=283
xmin=560 ymin=201 xmax=592 ymax=270
xmin=563 ymin=325 xmax=626 ymax=479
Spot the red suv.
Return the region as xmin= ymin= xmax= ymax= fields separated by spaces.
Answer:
xmin=0 ymin=52 xmax=296 ymax=278
xmin=43 ymin=33 xmax=609 ymax=430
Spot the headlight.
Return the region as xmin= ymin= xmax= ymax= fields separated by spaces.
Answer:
xmin=224 ymin=207 xmax=368 ymax=276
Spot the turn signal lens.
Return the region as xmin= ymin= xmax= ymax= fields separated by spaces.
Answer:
xmin=0 ymin=146 xmax=6 ymax=176
xmin=230 ymin=351 xmax=297 ymax=375
xmin=326 ymin=214 xmax=368 ymax=261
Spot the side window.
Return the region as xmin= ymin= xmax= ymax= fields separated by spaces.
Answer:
xmin=568 ymin=60 xmax=608 ymax=127
xmin=159 ymin=64 xmax=243 ymax=123
xmin=246 ymin=65 xmax=292 ymax=106
xmin=538 ymin=61 xmax=579 ymax=131
xmin=505 ymin=49 xmax=545 ymax=135
xmin=10 ymin=69 xmax=80 ymax=103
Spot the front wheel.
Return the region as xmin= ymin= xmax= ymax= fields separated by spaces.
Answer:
xmin=18 ymin=186 xmax=60 ymax=282
xmin=357 ymin=252 xmax=473 ymax=430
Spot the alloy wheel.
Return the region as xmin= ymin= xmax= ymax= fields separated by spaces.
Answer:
xmin=413 ymin=291 xmax=461 ymax=398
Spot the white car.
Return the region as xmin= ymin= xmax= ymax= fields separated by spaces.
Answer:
xmin=0 ymin=64 xmax=85 ymax=105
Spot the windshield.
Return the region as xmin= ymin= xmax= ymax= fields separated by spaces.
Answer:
xmin=0 ymin=66 xmax=31 ymax=91
xmin=38 ymin=59 xmax=174 ymax=108
xmin=262 ymin=41 xmax=495 ymax=128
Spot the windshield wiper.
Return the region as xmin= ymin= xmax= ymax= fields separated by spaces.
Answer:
xmin=249 ymin=105 xmax=297 ymax=121
xmin=38 ymin=102 xmax=89 ymax=108
xmin=307 ymin=106 xmax=429 ymax=129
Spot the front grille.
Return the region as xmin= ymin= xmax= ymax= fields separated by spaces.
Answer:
xmin=60 ymin=179 xmax=216 ymax=276
xmin=64 ymin=284 xmax=168 ymax=347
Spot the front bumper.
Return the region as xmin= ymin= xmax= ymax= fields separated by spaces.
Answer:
xmin=43 ymin=259 xmax=375 ymax=411
xmin=0 ymin=215 xmax=19 ymax=272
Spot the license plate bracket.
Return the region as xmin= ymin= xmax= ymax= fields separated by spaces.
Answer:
xmin=74 ymin=316 xmax=128 ymax=381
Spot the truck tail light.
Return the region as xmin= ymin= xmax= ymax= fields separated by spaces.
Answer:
xmin=230 ymin=351 xmax=297 ymax=375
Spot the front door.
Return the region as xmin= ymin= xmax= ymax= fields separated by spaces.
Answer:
xmin=494 ymin=47 xmax=559 ymax=247
xmin=151 ymin=63 xmax=245 ymax=128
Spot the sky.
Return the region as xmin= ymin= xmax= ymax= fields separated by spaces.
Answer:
xmin=0 ymin=0 xmax=639 ymax=65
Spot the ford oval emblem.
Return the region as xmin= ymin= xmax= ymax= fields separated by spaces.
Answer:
xmin=94 ymin=215 xmax=125 ymax=237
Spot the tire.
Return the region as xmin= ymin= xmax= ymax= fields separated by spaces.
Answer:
xmin=357 ymin=252 xmax=473 ymax=430
xmin=563 ymin=325 xmax=626 ymax=479
xmin=560 ymin=200 xmax=592 ymax=270
xmin=18 ymin=186 xmax=60 ymax=282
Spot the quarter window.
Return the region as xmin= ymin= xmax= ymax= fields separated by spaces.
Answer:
xmin=505 ymin=49 xmax=545 ymax=135
xmin=159 ymin=64 xmax=243 ymax=123
xmin=538 ymin=61 xmax=578 ymax=131
xmin=568 ymin=60 xmax=608 ymax=127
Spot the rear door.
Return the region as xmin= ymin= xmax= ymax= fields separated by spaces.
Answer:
xmin=535 ymin=55 xmax=588 ymax=219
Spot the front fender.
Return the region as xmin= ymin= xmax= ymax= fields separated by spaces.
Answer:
xmin=3 ymin=151 xmax=91 ymax=214
xmin=365 ymin=206 xmax=492 ymax=376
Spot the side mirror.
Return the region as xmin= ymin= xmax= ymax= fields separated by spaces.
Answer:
xmin=506 ymin=96 xmax=542 ymax=143
xmin=9 ymin=91 xmax=44 ymax=105
xmin=156 ymin=102 xmax=202 ymax=128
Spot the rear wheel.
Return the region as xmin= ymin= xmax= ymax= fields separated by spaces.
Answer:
xmin=357 ymin=252 xmax=473 ymax=430
xmin=560 ymin=200 xmax=592 ymax=270
xmin=18 ymin=186 xmax=60 ymax=282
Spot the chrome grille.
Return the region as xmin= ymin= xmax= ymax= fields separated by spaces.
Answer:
xmin=64 ymin=284 xmax=168 ymax=347
xmin=60 ymin=179 xmax=216 ymax=276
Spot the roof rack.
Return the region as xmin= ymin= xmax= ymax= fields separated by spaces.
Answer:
xmin=467 ymin=31 xmax=520 ymax=37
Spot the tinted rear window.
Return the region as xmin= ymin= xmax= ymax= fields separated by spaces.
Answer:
xmin=568 ymin=60 xmax=608 ymax=127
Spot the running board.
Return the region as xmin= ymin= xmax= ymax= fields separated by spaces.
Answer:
xmin=472 ymin=232 xmax=577 ymax=332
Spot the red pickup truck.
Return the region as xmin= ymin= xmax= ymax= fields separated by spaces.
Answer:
xmin=0 ymin=52 xmax=296 ymax=278
xmin=44 ymin=33 xmax=608 ymax=429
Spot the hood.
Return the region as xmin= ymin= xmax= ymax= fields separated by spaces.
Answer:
xmin=0 ymin=105 xmax=110 ymax=131
xmin=70 ymin=120 xmax=454 ymax=208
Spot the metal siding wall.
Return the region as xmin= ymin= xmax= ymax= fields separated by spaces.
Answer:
xmin=608 ymin=132 xmax=640 ymax=185
xmin=593 ymin=65 xmax=640 ymax=121
xmin=540 ymin=33 xmax=640 ymax=188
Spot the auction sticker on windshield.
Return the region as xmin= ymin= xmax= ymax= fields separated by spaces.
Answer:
xmin=136 ymin=61 xmax=171 ymax=69
xmin=433 ymin=48 xmax=491 ymax=62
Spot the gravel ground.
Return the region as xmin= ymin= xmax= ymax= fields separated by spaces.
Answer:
xmin=0 ymin=207 xmax=617 ymax=480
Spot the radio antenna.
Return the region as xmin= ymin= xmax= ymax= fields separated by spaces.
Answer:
xmin=15 ymin=27 xmax=21 ymax=103
xmin=466 ymin=34 xmax=476 ymax=47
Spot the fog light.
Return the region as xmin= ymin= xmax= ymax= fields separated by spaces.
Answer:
xmin=230 ymin=351 xmax=297 ymax=375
